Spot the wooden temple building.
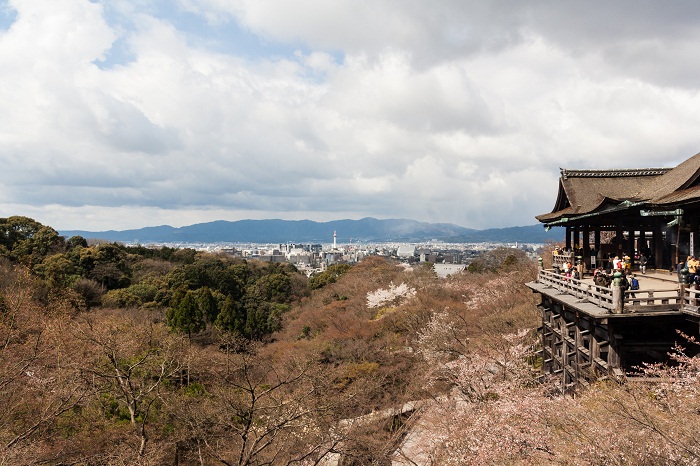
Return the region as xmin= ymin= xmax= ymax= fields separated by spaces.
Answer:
xmin=527 ymin=151 xmax=700 ymax=390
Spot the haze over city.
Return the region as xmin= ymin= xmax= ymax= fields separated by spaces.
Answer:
xmin=1 ymin=0 xmax=699 ymax=232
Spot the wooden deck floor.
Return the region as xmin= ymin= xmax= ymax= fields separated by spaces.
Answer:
xmin=528 ymin=268 xmax=688 ymax=319
xmin=582 ymin=269 xmax=680 ymax=290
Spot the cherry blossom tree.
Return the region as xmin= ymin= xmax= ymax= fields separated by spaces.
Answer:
xmin=366 ymin=282 xmax=416 ymax=309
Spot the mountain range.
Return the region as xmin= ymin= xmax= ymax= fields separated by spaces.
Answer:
xmin=59 ymin=218 xmax=564 ymax=244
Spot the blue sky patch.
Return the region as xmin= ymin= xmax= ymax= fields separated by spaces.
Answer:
xmin=94 ymin=1 xmax=345 ymax=68
xmin=93 ymin=36 xmax=136 ymax=70
xmin=164 ymin=7 xmax=312 ymax=62
xmin=0 ymin=1 xmax=17 ymax=31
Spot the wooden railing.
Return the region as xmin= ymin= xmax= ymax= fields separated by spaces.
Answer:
xmin=537 ymin=269 xmax=615 ymax=310
xmin=682 ymin=287 xmax=700 ymax=313
xmin=551 ymin=252 xmax=574 ymax=269
xmin=537 ymin=269 xmax=683 ymax=313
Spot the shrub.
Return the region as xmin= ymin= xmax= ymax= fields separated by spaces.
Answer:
xmin=71 ymin=278 xmax=105 ymax=308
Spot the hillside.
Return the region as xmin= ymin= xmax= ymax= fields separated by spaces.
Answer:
xmin=60 ymin=217 xmax=564 ymax=244
xmin=1 ymin=216 xmax=699 ymax=464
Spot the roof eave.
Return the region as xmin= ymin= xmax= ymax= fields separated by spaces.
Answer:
xmin=542 ymin=200 xmax=647 ymax=227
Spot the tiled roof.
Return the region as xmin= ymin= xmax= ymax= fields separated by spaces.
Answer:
xmin=644 ymin=152 xmax=700 ymax=203
xmin=537 ymin=152 xmax=700 ymax=223
xmin=654 ymin=188 xmax=700 ymax=205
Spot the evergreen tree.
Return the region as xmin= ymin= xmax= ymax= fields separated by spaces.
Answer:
xmin=196 ymin=286 xmax=219 ymax=323
xmin=215 ymin=295 xmax=246 ymax=335
xmin=167 ymin=291 xmax=205 ymax=337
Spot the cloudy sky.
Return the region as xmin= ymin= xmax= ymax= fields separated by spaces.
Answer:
xmin=1 ymin=0 xmax=699 ymax=231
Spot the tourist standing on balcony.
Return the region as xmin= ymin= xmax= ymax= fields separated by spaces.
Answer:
xmin=675 ymin=260 xmax=685 ymax=277
xmin=594 ymin=267 xmax=610 ymax=287
xmin=629 ymin=273 xmax=639 ymax=298
xmin=612 ymin=256 xmax=622 ymax=271
xmin=687 ymin=255 xmax=698 ymax=284
xmin=639 ymin=253 xmax=648 ymax=274
xmin=620 ymin=272 xmax=631 ymax=296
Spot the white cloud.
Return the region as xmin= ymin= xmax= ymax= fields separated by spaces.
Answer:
xmin=1 ymin=0 xmax=699 ymax=231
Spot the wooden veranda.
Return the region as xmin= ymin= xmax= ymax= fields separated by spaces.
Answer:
xmin=531 ymin=152 xmax=700 ymax=389
xmin=527 ymin=267 xmax=700 ymax=390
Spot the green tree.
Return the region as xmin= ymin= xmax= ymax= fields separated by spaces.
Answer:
xmin=215 ymin=295 xmax=246 ymax=335
xmin=70 ymin=278 xmax=104 ymax=308
xmin=0 ymin=216 xmax=44 ymax=251
xmin=65 ymin=235 xmax=88 ymax=250
xmin=81 ymin=244 xmax=131 ymax=289
xmin=241 ymin=302 xmax=289 ymax=340
xmin=249 ymin=273 xmax=292 ymax=303
xmin=309 ymin=263 xmax=352 ymax=290
xmin=196 ymin=286 xmax=219 ymax=323
xmin=167 ymin=291 xmax=205 ymax=336
xmin=0 ymin=217 xmax=64 ymax=266
xmin=35 ymin=253 xmax=78 ymax=288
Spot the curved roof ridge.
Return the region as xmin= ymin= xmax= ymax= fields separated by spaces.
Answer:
xmin=560 ymin=168 xmax=670 ymax=179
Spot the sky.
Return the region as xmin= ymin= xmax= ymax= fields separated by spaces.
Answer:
xmin=1 ymin=0 xmax=700 ymax=232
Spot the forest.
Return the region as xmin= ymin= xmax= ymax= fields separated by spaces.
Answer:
xmin=1 ymin=215 xmax=700 ymax=465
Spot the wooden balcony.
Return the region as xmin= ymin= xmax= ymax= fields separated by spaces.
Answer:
xmin=529 ymin=268 xmax=690 ymax=317
xmin=528 ymin=268 xmax=700 ymax=391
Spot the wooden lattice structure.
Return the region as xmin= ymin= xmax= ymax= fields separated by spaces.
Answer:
xmin=528 ymin=270 xmax=700 ymax=390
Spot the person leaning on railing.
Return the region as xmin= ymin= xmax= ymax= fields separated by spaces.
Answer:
xmin=593 ymin=267 xmax=611 ymax=287
xmin=687 ymin=255 xmax=699 ymax=284
xmin=619 ymin=272 xmax=631 ymax=297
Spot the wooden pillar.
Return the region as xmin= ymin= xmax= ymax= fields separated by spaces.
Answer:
xmin=543 ymin=302 xmax=556 ymax=375
xmin=627 ymin=229 xmax=636 ymax=268
xmin=650 ymin=224 xmax=657 ymax=268
xmin=541 ymin=311 xmax=549 ymax=372
xmin=612 ymin=285 xmax=624 ymax=314
xmin=575 ymin=323 xmax=583 ymax=383
xmin=590 ymin=333 xmax=600 ymax=361
xmin=583 ymin=227 xmax=591 ymax=272
xmin=566 ymin=227 xmax=572 ymax=250
xmin=607 ymin=324 xmax=622 ymax=378
xmin=562 ymin=326 xmax=569 ymax=385
xmin=654 ymin=223 xmax=664 ymax=271
xmin=616 ymin=224 xmax=624 ymax=262
xmin=554 ymin=313 xmax=563 ymax=375
xmin=592 ymin=229 xmax=601 ymax=270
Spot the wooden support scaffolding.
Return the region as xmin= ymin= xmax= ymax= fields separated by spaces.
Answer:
xmin=530 ymin=270 xmax=700 ymax=391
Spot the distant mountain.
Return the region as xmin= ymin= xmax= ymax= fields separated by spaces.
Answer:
xmin=59 ymin=218 xmax=564 ymax=244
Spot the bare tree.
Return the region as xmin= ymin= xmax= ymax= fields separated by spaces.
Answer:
xmin=0 ymin=266 xmax=90 ymax=463
xmin=172 ymin=340 xmax=350 ymax=465
xmin=76 ymin=310 xmax=186 ymax=459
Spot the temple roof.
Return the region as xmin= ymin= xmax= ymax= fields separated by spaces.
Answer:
xmin=537 ymin=151 xmax=700 ymax=224
xmin=642 ymin=152 xmax=700 ymax=202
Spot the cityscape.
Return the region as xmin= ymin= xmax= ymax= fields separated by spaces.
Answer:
xmin=114 ymin=233 xmax=544 ymax=278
